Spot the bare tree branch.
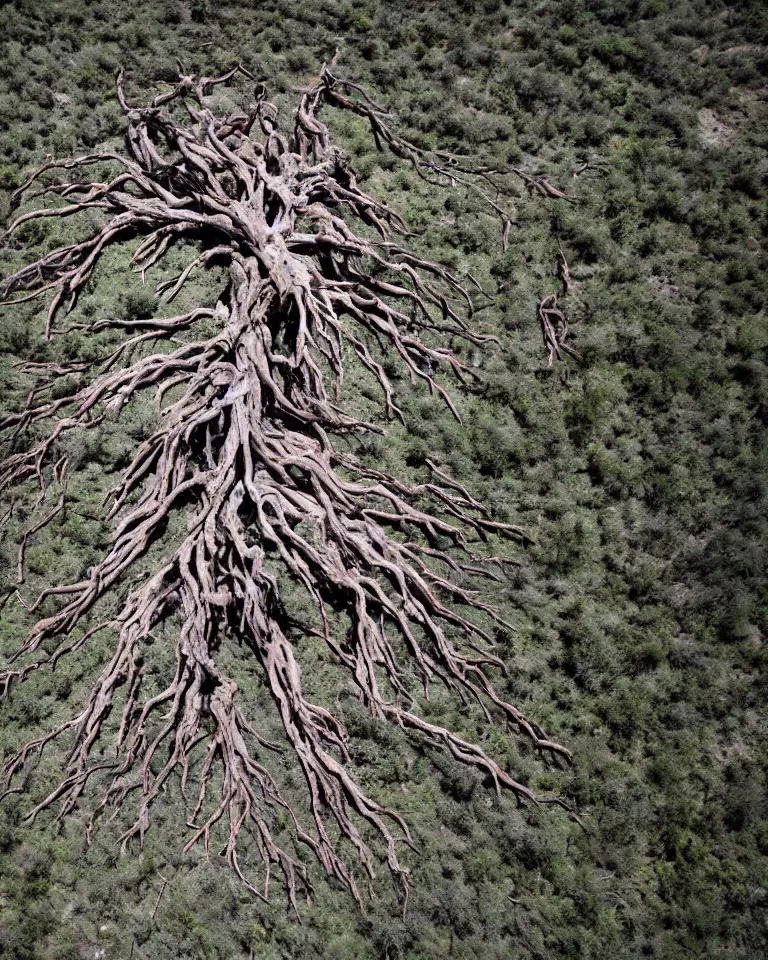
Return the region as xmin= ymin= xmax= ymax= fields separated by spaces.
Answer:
xmin=0 ymin=60 xmax=573 ymax=912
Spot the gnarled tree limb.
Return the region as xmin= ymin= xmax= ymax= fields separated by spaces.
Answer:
xmin=0 ymin=60 xmax=573 ymax=913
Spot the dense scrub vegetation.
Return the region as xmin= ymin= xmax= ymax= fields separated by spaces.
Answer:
xmin=0 ymin=1 xmax=766 ymax=958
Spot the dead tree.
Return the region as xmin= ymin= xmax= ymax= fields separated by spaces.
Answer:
xmin=0 ymin=62 xmax=572 ymax=911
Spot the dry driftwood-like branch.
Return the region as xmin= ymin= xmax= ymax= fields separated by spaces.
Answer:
xmin=0 ymin=61 xmax=573 ymax=912
xmin=537 ymin=248 xmax=580 ymax=368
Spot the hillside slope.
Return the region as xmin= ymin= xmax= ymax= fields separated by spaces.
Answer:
xmin=0 ymin=2 xmax=766 ymax=958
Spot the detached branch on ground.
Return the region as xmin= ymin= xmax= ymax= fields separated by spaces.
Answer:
xmin=0 ymin=60 xmax=574 ymax=912
xmin=537 ymin=247 xmax=580 ymax=368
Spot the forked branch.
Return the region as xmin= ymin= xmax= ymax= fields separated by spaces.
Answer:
xmin=0 ymin=60 xmax=573 ymax=913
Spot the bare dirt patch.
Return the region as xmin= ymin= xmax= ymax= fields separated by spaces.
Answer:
xmin=698 ymin=108 xmax=736 ymax=148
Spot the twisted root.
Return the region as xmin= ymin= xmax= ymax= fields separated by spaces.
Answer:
xmin=0 ymin=59 xmax=573 ymax=910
